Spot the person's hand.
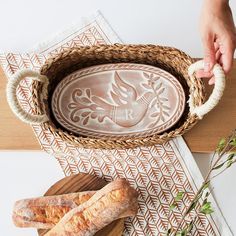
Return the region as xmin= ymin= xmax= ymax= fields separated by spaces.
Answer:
xmin=198 ymin=0 xmax=236 ymax=84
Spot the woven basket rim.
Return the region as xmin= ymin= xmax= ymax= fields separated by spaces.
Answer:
xmin=32 ymin=44 xmax=205 ymax=149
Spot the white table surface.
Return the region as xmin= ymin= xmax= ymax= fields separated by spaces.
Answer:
xmin=0 ymin=1 xmax=236 ymax=235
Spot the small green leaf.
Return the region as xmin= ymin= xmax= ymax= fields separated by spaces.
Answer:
xmin=212 ymin=154 xmax=235 ymax=171
xmin=202 ymin=198 xmax=208 ymax=206
xmin=186 ymin=201 xmax=197 ymax=214
xmin=226 ymin=160 xmax=235 ymax=168
xmin=200 ymin=201 xmax=214 ymax=215
xmin=176 ymin=228 xmax=187 ymax=236
xmin=219 ymin=138 xmax=226 ymax=145
xmin=217 ymin=138 xmax=226 ymax=152
xmin=225 ymin=154 xmax=235 ymax=168
xmin=205 ymin=191 xmax=210 ymax=198
xmin=187 ymin=221 xmax=194 ymax=233
xmin=201 ymin=202 xmax=211 ymax=210
xmin=169 ymin=203 xmax=177 ymax=211
xmin=202 ymin=182 xmax=210 ymax=191
xmin=227 ymin=153 xmax=235 ymax=161
xmin=175 ymin=191 xmax=184 ymax=201
xmin=230 ymin=138 xmax=236 ymax=147
xmin=212 ymin=162 xmax=225 ymax=170
xmin=201 ymin=208 xmax=214 ymax=215
xmin=165 ymin=228 xmax=172 ymax=236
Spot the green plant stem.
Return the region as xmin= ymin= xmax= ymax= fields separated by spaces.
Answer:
xmin=211 ymin=160 xmax=236 ymax=181
xmin=172 ymin=151 xmax=228 ymax=234
xmin=171 ymin=131 xmax=236 ymax=235
xmin=210 ymin=151 xmax=217 ymax=169
xmin=172 ymin=173 xmax=211 ymax=235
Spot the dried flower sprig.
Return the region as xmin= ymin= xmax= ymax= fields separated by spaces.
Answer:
xmin=166 ymin=129 xmax=236 ymax=236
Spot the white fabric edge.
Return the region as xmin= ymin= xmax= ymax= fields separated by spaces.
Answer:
xmin=32 ymin=10 xmax=122 ymax=54
xmin=88 ymin=10 xmax=123 ymax=44
xmin=170 ymin=136 xmax=233 ymax=236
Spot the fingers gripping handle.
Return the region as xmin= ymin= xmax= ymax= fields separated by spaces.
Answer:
xmin=188 ymin=60 xmax=225 ymax=119
xmin=6 ymin=69 xmax=49 ymax=124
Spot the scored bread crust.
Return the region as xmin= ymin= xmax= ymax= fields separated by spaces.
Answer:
xmin=12 ymin=191 xmax=95 ymax=229
xmin=45 ymin=178 xmax=138 ymax=236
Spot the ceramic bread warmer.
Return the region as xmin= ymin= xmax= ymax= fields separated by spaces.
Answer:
xmin=6 ymin=44 xmax=225 ymax=149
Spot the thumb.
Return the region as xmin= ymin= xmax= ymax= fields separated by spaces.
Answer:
xmin=203 ymin=34 xmax=216 ymax=72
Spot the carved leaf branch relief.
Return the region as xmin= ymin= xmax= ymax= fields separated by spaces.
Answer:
xmin=67 ymin=71 xmax=171 ymax=129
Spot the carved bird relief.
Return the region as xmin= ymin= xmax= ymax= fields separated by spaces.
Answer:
xmin=91 ymin=72 xmax=155 ymax=127
xmin=68 ymin=71 xmax=155 ymax=127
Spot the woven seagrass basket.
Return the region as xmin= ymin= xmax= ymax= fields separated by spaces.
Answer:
xmin=6 ymin=44 xmax=226 ymax=149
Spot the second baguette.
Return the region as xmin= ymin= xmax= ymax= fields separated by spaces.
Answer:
xmin=12 ymin=191 xmax=95 ymax=229
xmin=45 ymin=178 xmax=138 ymax=236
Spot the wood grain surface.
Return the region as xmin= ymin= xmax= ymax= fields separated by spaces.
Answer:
xmin=1 ymin=61 xmax=236 ymax=152
xmin=37 ymin=173 xmax=124 ymax=236
xmin=184 ymin=62 xmax=236 ymax=152
xmin=0 ymin=66 xmax=39 ymax=150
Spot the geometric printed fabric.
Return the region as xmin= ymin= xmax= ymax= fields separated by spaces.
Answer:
xmin=0 ymin=11 xmax=232 ymax=236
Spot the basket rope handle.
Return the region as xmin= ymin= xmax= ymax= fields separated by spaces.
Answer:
xmin=188 ymin=60 xmax=225 ymax=119
xmin=6 ymin=69 xmax=49 ymax=124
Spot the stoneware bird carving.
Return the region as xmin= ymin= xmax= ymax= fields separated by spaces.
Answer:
xmin=51 ymin=63 xmax=185 ymax=139
xmin=89 ymin=71 xmax=155 ymax=127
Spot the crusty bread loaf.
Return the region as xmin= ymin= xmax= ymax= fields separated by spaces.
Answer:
xmin=13 ymin=191 xmax=95 ymax=229
xmin=45 ymin=178 xmax=138 ymax=236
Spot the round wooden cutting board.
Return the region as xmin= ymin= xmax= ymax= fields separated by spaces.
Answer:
xmin=37 ymin=173 xmax=124 ymax=236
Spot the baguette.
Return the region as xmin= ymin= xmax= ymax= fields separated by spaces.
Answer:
xmin=12 ymin=191 xmax=95 ymax=229
xmin=45 ymin=178 xmax=138 ymax=236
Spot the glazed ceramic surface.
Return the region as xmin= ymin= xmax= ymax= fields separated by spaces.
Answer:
xmin=51 ymin=63 xmax=186 ymax=139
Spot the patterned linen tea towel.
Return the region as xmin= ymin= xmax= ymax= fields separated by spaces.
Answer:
xmin=0 ymin=11 xmax=233 ymax=236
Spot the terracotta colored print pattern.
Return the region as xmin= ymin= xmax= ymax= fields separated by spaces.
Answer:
xmin=53 ymin=142 xmax=219 ymax=236
xmin=0 ymin=15 xmax=222 ymax=235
